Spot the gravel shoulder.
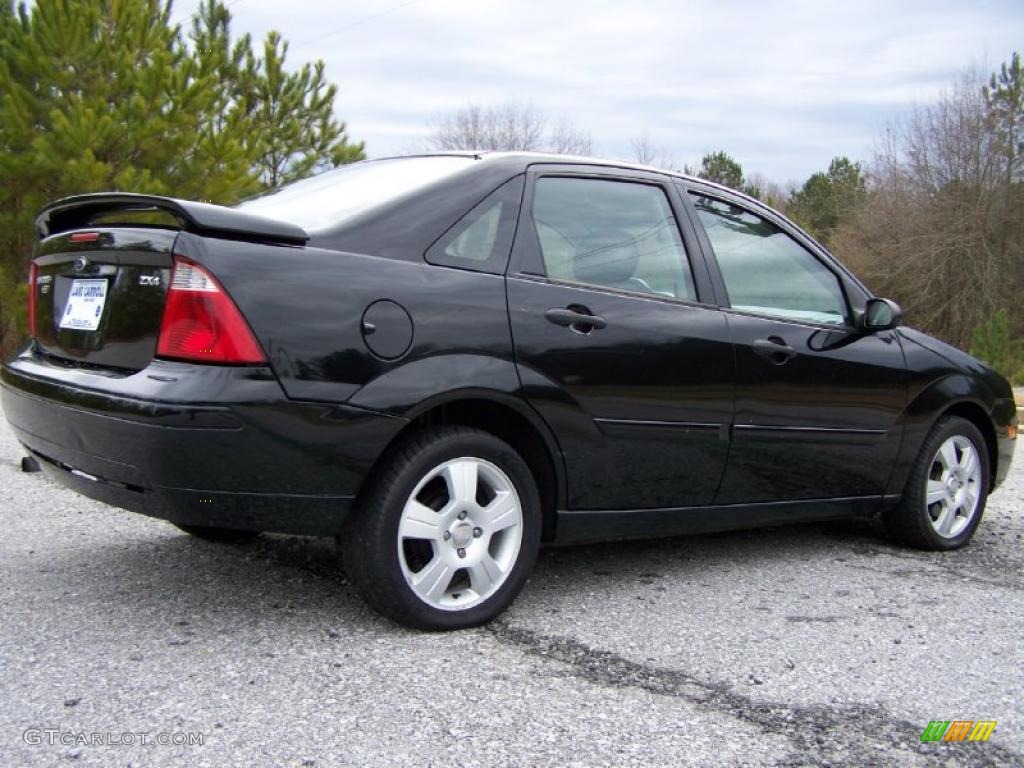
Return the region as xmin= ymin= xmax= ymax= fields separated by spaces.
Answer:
xmin=0 ymin=404 xmax=1020 ymax=767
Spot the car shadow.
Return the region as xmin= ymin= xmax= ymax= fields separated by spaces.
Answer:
xmin=37 ymin=516 xmax=893 ymax=634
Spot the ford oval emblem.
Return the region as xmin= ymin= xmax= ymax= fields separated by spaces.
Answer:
xmin=72 ymin=256 xmax=89 ymax=273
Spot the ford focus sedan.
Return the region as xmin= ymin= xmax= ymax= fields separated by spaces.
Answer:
xmin=1 ymin=152 xmax=1017 ymax=630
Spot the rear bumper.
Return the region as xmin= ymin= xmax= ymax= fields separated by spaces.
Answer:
xmin=1 ymin=350 xmax=406 ymax=535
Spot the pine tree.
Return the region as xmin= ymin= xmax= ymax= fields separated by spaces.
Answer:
xmin=188 ymin=2 xmax=365 ymax=189
xmin=696 ymin=150 xmax=744 ymax=190
xmin=0 ymin=0 xmax=366 ymax=356
xmin=788 ymin=157 xmax=867 ymax=244
xmin=236 ymin=31 xmax=365 ymax=188
xmin=984 ymin=51 xmax=1024 ymax=184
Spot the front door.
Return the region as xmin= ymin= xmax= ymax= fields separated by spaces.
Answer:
xmin=507 ymin=167 xmax=735 ymax=511
xmin=684 ymin=189 xmax=907 ymax=504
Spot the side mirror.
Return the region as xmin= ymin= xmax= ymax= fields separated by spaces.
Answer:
xmin=862 ymin=298 xmax=902 ymax=332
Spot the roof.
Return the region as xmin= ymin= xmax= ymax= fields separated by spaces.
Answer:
xmin=364 ymin=150 xmax=765 ymax=211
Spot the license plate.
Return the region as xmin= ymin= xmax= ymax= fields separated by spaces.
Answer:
xmin=59 ymin=279 xmax=108 ymax=332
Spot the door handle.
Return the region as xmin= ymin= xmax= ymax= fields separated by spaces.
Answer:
xmin=752 ymin=336 xmax=797 ymax=364
xmin=544 ymin=307 xmax=607 ymax=332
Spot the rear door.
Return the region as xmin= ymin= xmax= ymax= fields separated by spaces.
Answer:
xmin=32 ymin=228 xmax=174 ymax=371
xmin=507 ymin=165 xmax=734 ymax=511
xmin=681 ymin=185 xmax=907 ymax=504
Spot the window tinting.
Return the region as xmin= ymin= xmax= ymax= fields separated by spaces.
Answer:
xmin=235 ymin=156 xmax=475 ymax=231
xmin=426 ymin=176 xmax=524 ymax=274
xmin=532 ymin=177 xmax=696 ymax=300
xmin=691 ymin=194 xmax=848 ymax=325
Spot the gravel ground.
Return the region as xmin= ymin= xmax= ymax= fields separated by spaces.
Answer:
xmin=0 ymin=404 xmax=1021 ymax=768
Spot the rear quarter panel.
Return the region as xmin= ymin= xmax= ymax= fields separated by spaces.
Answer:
xmin=174 ymin=233 xmax=520 ymax=414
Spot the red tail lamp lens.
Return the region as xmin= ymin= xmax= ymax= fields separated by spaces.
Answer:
xmin=156 ymin=258 xmax=266 ymax=364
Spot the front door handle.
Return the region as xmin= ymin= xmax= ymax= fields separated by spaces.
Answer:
xmin=752 ymin=336 xmax=797 ymax=365
xmin=545 ymin=306 xmax=608 ymax=333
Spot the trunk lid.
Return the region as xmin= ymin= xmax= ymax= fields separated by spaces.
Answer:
xmin=32 ymin=228 xmax=176 ymax=371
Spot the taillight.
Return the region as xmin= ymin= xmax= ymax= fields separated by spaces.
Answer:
xmin=156 ymin=257 xmax=266 ymax=364
xmin=27 ymin=262 xmax=37 ymax=338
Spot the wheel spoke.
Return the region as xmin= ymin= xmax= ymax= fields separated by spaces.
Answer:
xmin=959 ymin=489 xmax=976 ymax=516
xmin=935 ymin=505 xmax=957 ymax=535
xmin=479 ymin=490 xmax=519 ymax=532
xmin=959 ymin=445 xmax=979 ymax=479
xmin=938 ymin=439 xmax=958 ymax=472
xmin=926 ymin=480 xmax=949 ymax=507
xmin=399 ymin=500 xmax=442 ymax=541
xmin=444 ymin=460 xmax=479 ymax=507
xmin=412 ymin=557 xmax=454 ymax=603
xmin=468 ymin=553 xmax=504 ymax=595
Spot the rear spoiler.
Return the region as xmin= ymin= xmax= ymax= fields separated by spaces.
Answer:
xmin=36 ymin=192 xmax=309 ymax=246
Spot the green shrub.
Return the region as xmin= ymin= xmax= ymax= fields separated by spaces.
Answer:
xmin=0 ymin=266 xmax=28 ymax=361
xmin=970 ymin=309 xmax=1024 ymax=385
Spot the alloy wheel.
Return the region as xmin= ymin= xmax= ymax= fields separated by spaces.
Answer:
xmin=396 ymin=457 xmax=523 ymax=611
xmin=925 ymin=435 xmax=983 ymax=539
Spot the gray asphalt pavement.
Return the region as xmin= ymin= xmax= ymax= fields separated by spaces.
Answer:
xmin=0 ymin=404 xmax=1021 ymax=768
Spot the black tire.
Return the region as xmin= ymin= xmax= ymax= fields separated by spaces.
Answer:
xmin=172 ymin=523 xmax=260 ymax=543
xmin=340 ymin=426 xmax=542 ymax=631
xmin=883 ymin=416 xmax=990 ymax=550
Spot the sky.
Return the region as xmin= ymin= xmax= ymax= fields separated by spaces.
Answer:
xmin=172 ymin=0 xmax=1024 ymax=185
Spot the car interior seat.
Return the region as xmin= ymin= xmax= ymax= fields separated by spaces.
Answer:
xmin=573 ymin=231 xmax=653 ymax=294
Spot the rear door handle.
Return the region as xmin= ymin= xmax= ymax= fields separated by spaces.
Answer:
xmin=544 ymin=307 xmax=607 ymax=332
xmin=752 ymin=336 xmax=797 ymax=364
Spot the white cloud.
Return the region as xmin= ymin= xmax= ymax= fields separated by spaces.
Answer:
xmin=173 ymin=0 xmax=1024 ymax=181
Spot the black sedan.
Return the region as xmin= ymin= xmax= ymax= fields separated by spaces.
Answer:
xmin=1 ymin=152 xmax=1017 ymax=630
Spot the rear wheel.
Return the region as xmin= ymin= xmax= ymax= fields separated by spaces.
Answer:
xmin=884 ymin=416 xmax=989 ymax=550
xmin=341 ymin=426 xmax=541 ymax=630
xmin=172 ymin=523 xmax=260 ymax=543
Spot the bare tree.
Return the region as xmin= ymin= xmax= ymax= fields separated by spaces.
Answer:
xmin=429 ymin=103 xmax=544 ymax=151
xmin=427 ymin=102 xmax=592 ymax=154
xmin=629 ymin=133 xmax=679 ymax=170
xmin=833 ymin=64 xmax=1024 ymax=348
xmin=630 ymin=133 xmax=660 ymax=165
xmin=744 ymin=172 xmax=790 ymax=212
xmin=549 ymin=119 xmax=593 ymax=156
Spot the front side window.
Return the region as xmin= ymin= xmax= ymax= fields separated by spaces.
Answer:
xmin=531 ymin=177 xmax=696 ymax=301
xmin=690 ymin=194 xmax=848 ymax=325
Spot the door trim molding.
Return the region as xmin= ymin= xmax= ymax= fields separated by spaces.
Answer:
xmin=594 ymin=417 xmax=721 ymax=430
xmin=733 ymin=423 xmax=886 ymax=445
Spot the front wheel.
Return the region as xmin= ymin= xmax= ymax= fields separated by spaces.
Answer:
xmin=341 ymin=426 xmax=541 ymax=630
xmin=883 ymin=416 xmax=990 ymax=550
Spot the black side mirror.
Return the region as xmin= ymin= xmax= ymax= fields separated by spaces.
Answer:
xmin=862 ymin=298 xmax=902 ymax=332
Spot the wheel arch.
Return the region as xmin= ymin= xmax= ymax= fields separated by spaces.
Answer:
xmin=938 ymin=400 xmax=999 ymax=490
xmin=359 ymin=391 xmax=565 ymax=542
xmin=888 ymin=370 xmax=1002 ymax=497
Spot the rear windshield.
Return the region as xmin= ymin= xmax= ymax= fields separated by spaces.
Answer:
xmin=235 ymin=156 xmax=476 ymax=231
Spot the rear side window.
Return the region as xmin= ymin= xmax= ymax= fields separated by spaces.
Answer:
xmin=426 ymin=176 xmax=524 ymax=274
xmin=531 ymin=177 xmax=696 ymax=301
xmin=690 ymin=194 xmax=848 ymax=325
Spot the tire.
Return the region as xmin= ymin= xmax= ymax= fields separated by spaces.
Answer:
xmin=340 ymin=426 xmax=542 ymax=630
xmin=172 ymin=523 xmax=260 ymax=543
xmin=883 ymin=416 xmax=990 ymax=550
